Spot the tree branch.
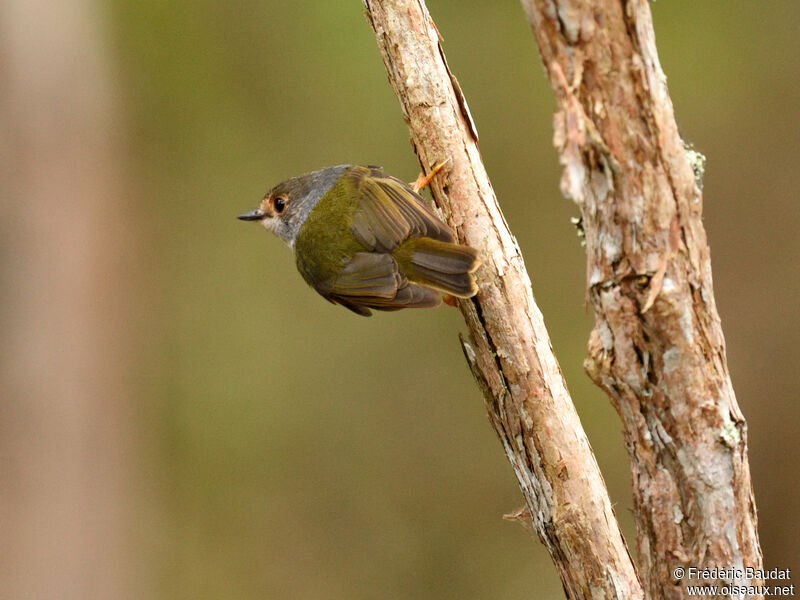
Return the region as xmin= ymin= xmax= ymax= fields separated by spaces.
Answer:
xmin=519 ymin=0 xmax=763 ymax=596
xmin=0 ymin=0 xmax=135 ymax=597
xmin=363 ymin=2 xmax=642 ymax=598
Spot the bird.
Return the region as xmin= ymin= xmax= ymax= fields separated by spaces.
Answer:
xmin=238 ymin=163 xmax=480 ymax=316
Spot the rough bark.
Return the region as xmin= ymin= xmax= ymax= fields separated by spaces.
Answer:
xmin=0 ymin=1 xmax=137 ymax=598
xmin=519 ymin=0 xmax=763 ymax=597
xmin=364 ymin=2 xmax=643 ymax=598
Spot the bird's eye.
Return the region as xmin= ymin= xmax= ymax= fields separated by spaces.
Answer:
xmin=273 ymin=196 xmax=287 ymax=213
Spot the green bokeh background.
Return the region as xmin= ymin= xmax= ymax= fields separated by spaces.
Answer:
xmin=105 ymin=1 xmax=799 ymax=597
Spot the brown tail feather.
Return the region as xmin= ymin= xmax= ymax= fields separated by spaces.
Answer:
xmin=393 ymin=237 xmax=480 ymax=298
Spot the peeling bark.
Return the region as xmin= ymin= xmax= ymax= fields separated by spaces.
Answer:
xmin=364 ymin=2 xmax=643 ymax=598
xmin=519 ymin=0 xmax=763 ymax=597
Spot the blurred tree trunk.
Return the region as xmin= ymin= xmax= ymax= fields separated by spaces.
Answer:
xmin=364 ymin=2 xmax=643 ymax=598
xmin=0 ymin=1 xmax=138 ymax=598
xmin=519 ymin=0 xmax=763 ymax=597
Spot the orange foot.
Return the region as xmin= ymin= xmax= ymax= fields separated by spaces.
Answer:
xmin=412 ymin=158 xmax=451 ymax=193
xmin=442 ymin=294 xmax=459 ymax=307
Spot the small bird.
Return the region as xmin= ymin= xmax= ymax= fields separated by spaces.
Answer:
xmin=238 ymin=164 xmax=480 ymax=316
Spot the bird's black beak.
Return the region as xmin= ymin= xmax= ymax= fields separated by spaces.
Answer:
xmin=237 ymin=209 xmax=265 ymax=221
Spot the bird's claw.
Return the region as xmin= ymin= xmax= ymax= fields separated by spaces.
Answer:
xmin=442 ymin=294 xmax=459 ymax=307
xmin=412 ymin=158 xmax=451 ymax=193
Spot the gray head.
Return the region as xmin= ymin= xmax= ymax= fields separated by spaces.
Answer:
xmin=238 ymin=165 xmax=349 ymax=247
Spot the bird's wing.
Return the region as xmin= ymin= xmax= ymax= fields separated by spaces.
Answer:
xmin=348 ymin=166 xmax=454 ymax=253
xmin=324 ymin=251 xmax=441 ymax=317
xmin=326 ymin=252 xmax=402 ymax=299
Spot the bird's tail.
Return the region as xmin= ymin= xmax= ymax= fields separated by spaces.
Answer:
xmin=393 ymin=237 xmax=480 ymax=298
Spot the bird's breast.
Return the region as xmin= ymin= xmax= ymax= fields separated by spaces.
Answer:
xmin=293 ymin=186 xmax=366 ymax=291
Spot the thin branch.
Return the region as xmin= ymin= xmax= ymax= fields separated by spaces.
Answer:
xmin=519 ymin=0 xmax=763 ymax=596
xmin=363 ymin=2 xmax=643 ymax=598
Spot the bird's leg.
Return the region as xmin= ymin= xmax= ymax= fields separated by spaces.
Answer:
xmin=441 ymin=294 xmax=459 ymax=307
xmin=412 ymin=158 xmax=450 ymax=193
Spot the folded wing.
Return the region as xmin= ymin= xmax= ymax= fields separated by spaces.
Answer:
xmin=324 ymin=251 xmax=441 ymax=317
xmin=347 ymin=166 xmax=454 ymax=253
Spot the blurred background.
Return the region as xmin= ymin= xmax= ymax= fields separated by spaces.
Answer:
xmin=1 ymin=1 xmax=798 ymax=598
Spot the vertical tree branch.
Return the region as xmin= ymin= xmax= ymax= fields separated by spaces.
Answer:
xmin=363 ymin=2 xmax=642 ymax=598
xmin=0 ymin=1 xmax=137 ymax=598
xmin=519 ymin=0 xmax=763 ymax=597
